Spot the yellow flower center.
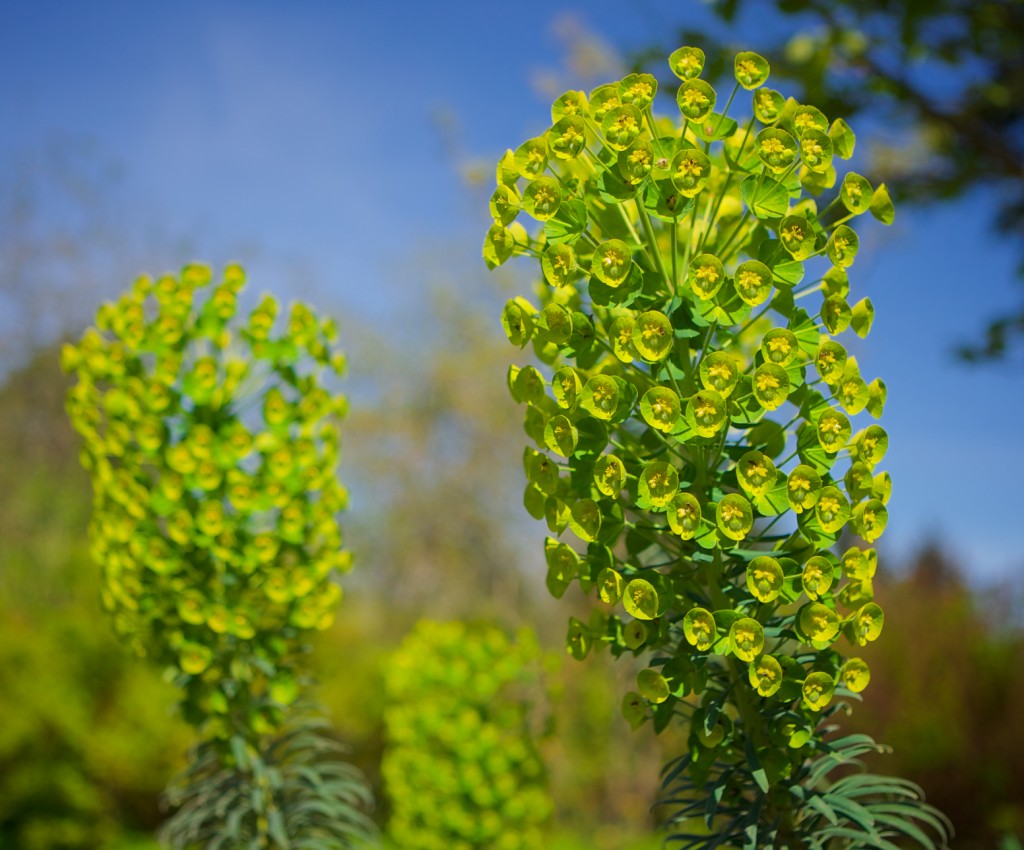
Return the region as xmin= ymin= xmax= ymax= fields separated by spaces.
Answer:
xmin=767 ymin=337 xmax=791 ymax=356
xmin=708 ymin=363 xmax=732 ymax=382
xmin=628 ymin=82 xmax=653 ymax=101
xmin=676 ymin=157 xmax=703 ymax=178
xmin=802 ymin=139 xmax=823 ymax=160
xmin=696 ymin=265 xmax=719 ymax=283
xmin=738 ymin=270 xmax=763 ymax=295
xmin=756 ymin=372 xmax=780 ymax=392
xmin=790 ymin=476 xmax=811 ymax=492
xmin=682 ymin=88 xmax=709 ymax=109
xmin=819 ymin=496 xmax=840 ymax=514
xmin=737 ymin=59 xmax=758 ymax=79
xmin=721 ymin=503 xmax=743 ymax=523
xmin=695 ymin=399 xmax=718 ymax=419
xmin=782 ymin=225 xmax=805 ymax=244
xmin=760 ymin=137 xmax=787 ymax=156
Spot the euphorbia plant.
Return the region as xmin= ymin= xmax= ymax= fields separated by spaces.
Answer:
xmin=62 ymin=264 xmax=374 ymax=847
xmin=484 ymin=46 xmax=950 ymax=849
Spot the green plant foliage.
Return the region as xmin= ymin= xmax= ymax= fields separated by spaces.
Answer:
xmin=382 ymin=620 xmax=552 ymax=850
xmin=484 ymin=46 xmax=949 ymax=850
xmin=160 ymin=708 xmax=375 ymax=849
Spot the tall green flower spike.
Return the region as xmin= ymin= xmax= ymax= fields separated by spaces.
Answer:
xmin=484 ymin=45 xmax=947 ymax=850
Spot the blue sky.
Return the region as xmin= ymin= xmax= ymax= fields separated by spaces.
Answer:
xmin=2 ymin=0 xmax=1021 ymax=583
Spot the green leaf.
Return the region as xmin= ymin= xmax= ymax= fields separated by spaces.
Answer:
xmin=741 ymin=175 xmax=789 ymax=220
xmin=545 ymin=199 xmax=587 ymax=245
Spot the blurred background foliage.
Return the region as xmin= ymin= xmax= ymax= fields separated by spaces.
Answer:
xmin=1 ymin=1 xmax=1023 ymax=848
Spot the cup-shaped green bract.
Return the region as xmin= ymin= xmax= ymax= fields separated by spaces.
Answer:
xmin=779 ymin=215 xmax=816 ymax=260
xmin=815 ymin=338 xmax=848 ymax=385
xmin=815 ymin=485 xmax=851 ymax=534
xmin=589 ymin=83 xmax=622 ymax=122
xmin=787 ymin=464 xmax=822 ymax=513
xmin=594 ymin=453 xmax=626 ymax=497
xmin=699 ymin=351 xmax=740 ymax=396
xmin=639 ymin=461 xmax=680 ymax=510
xmin=676 ymin=79 xmax=717 ymax=122
xmin=632 ymin=311 xmax=674 ymax=362
xmin=737 ymin=451 xmax=777 ymax=497
xmin=841 ymin=172 xmax=873 ymax=215
xmin=641 ymin=385 xmax=682 ymax=432
xmin=637 ymin=667 xmax=671 ymax=704
xmin=619 ymin=139 xmax=654 ymax=185
xmin=490 ymin=184 xmax=521 ymax=226
xmin=801 ymin=556 xmax=834 ymax=600
xmin=515 ymin=137 xmax=549 ymax=180
xmin=598 ymin=567 xmax=625 ymax=604
xmin=671 ymin=149 xmax=712 ymax=198
xmin=592 ymin=239 xmax=634 ymax=287
xmin=734 ymin=260 xmax=774 ymax=307
xmin=623 ymin=578 xmax=659 ymax=620
xmin=580 ymin=374 xmax=619 ymax=420
xmin=542 ymin=243 xmax=577 ymax=289
xmin=544 ymin=415 xmax=578 ymax=458
xmin=854 ymin=424 xmax=889 ymax=468
xmin=827 ymin=224 xmax=860 ymax=268
xmin=798 ymin=602 xmax=840 ymax=643
xmin=753 ymin=363 xmax=790 ymax=410
xmin=729 ymin=617 xmax=765 ymax=662
xmin=755 ymin=128 xmax=797 ymax=173
xmin=602 ymin=104 xmax=645 ymax=151
xmin=717 ymin=494 xmax=753 ymax=542
xmin=668 ymin=492 xmax=702 ymax=539
xmin=569 ymin=498 xmax=602 ymax=542
xmin=798 ymin=129 xmax=833 ymax=173
xmin=669 ymin=46 xmax=705 ymax=80
xmin=734 ymin=51 xmax=769 ymax=89
xmin=383 ymin=621 xmax=551 ymax=850
xmin=821 ymin=295 xmax=852 ymax=335
xmin=689 ymin=253 xmax=726 ymax=300
xmin=619 ymin=72 xmax=658 ymax=109
xmin=852 ymin=602 xmax=885 ymax=645
xmin=802 ymin=671 xmax=836 ymax=712
xmin=548 ymin=115 xmax=587 ymax=160
xmin=753 ymin=87 xmax=784 ymax=124
xmin=552 ymin=366 xmax=582 ymax=410
xmin=761 ymin=328 xmax=800 ymax=367
xmin=63 ymin=264 xmax=351 ymax=742
xmin=522 ymin=176 xmax=562 ymax=221
xmin=816 ymin=409 xmax=851 ymax=453
xmin=840 ymin=658 xmax=871 ymax=693
xmin=748 ymin=654 xmax=783 ymax=697
xmin=747 ymin=556 xmax=784 ymax=603
xmin=551 ymin=89 xmax=588 ymax=122
xmin=546 ymin=540 xmax=579 ymax=599
xmin=683 ymin=607 xmax=717 ymax=651
xmin=688 ymin=389 xmax=728 ymax=437
xmin=852 ymin=499 xmax=889 ymax=542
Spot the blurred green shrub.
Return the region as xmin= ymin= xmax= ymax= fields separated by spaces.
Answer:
xmin=382 ymin=621 xmax=552 ymax=850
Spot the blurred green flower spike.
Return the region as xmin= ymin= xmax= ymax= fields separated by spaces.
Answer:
xmin=734 ymin=51 xmax=769 ymax=89
xmin=668 ymin=46 xmax=705 ymax=80
xmin=63 ymin=264 xmax=353 ymax=749
xmin=483 ymin=45 xmax=917 ymax=848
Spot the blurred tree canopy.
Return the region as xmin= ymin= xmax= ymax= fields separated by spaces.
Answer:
xmin=630 ymin=0 xmax=1024 ymax=362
